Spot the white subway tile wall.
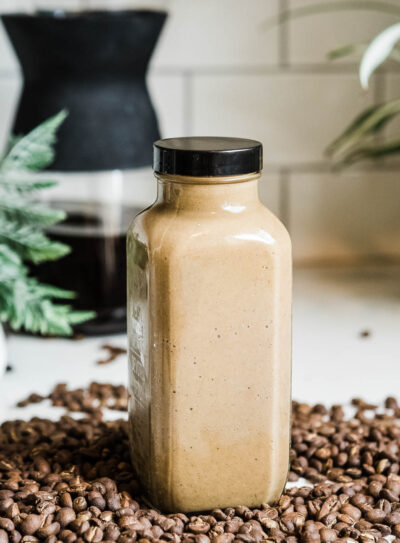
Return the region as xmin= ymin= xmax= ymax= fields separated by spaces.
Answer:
xmin=0 ymin=0 xmax=399 ymax=264
xmin=0 ymin=77 xmax=20 ymax=151
xmin=382 ymin=73 xmax=400 ymax=165
xmin=150 ymin=0 xmax=279 ymax=69
xmin=147 ymin=73 xmax=186 ymax=137
xmin=289 ymin=171 xmax=400 ymax=263
xmin=288 ymin=0 xmax=397 ymax=65
xmin=0 ymin=19 xmax=17 ymax=71
xmin=191 ymin=73 xmax=373 ymax=165
xmin=258 ymin=173 xmax=281 ymax=218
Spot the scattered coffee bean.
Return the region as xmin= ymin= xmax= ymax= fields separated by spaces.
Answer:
xmin=4 ymin=385 xmax=400 ymax=542
xmin=20 ymin=515 xmax=42 ymax=536
xmin=16 ymin=383 xmax=128 ymax=415
xmin=56 ymin=509 xmax=76 ymax=528
xmin=97 ymin=345 xmax=127 ymax=366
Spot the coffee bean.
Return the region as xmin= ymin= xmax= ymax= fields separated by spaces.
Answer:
xmin=73 ymin=499 xmax=87 ymax=514
xmin=320 ymin=527 xmax=336 ymax=542
xmin=374 ymin=523 xmax=391 ymax=536
xmin=59 ymin=530 xmax=74 ymax=542
xmin=376 ymin=498 xmax=391 ymax=514
xmin=380 ymin=488 xmax=398 ymax=502
xmin=213 ymin=535 xmax=234 ymax=543
xmin=388 ymin=512 xmax=400 ymax=526
xmin=0 ymin=530 xmax=8 ymax=543
xmin=365 ymin=509 xmax=387 ymax=523
xmin=6 ymin=384 xmax=400 ymax=543
xmin=36 ymin=523 xmax=60 ymax=538
xmin=225 ymin=519 xmax=241 ymax=534
xmin=9 ymin=532 xmax=20 ymax=543
xmin=60 ymin=494 xmax=73 ymax=509
xmin=106 ymin=494 xmax=120 ymax=513
xmin=0 ymin=519 xmax=14 ymax=532
xmin=87 ymin=493 xmax=105 ymax=512
xmin=118 ymin=517 xmax=140 ymax=531
xmin=187 ymin=519 xmax=210 ymax=535
xmin=20 ymin=516 xmax=42 ymax=536
xmin=80 ymin=523 xmax=93 ymax=538
xmin=104 ymin=525 xmax=120 ymax=541
xmin=83 ymin=527 xmax=103 ymax=543
xmin=233 ymin=534 xmax=255 ymax=542
xmin=0 ymin=502 xmax=13 ymax=517
xmin=117 ymin=534 xmax=136 ymax=543
xmin=340 ymin=504 xmax=361 ymax=521
xmin=56 ymin=509 xmax=76 ymax=528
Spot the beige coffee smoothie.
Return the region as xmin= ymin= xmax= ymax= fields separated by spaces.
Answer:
xmin=127 ymin=138 xmax=292 ymax=513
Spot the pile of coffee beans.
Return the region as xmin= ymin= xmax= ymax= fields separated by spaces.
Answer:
xmin=17 ymin=383 xmax=128 ymax=416
xmin=1 ymin=386 xmax=400 ymax=543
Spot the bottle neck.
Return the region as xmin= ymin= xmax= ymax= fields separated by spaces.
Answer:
xmin=155 ymin=173 xmax=261 ymax=212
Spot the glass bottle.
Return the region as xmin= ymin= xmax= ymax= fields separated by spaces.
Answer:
xmin=127 ymin=137 xmax=292 ymax=512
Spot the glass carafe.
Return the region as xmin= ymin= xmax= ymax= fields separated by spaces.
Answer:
xmin=2 ymin=6 xmax=167 ymax=334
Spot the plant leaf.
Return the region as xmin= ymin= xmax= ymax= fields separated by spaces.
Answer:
xmin=340 ymin=137 xmax=400 ymax=164
xmin=328 ymin=42 xmax=400 ymax=62
xmin=263 ymin=1 xmax=400 ymax=30
xmin=0 ymin=174 xmax=58 ymax=193
xmin=327 ymin=99 xmax=400 ymax=158
xmin=0 ymin=217 xmax=70 ymax=264
xmin=0 ymin=195 xmax=66 ymax=226
xmin=327 ymin=43 xmax=367 ymax=60
xmin=360 ymin=23 xmax=400 ymax=88
xmin=1 ymin=110 xmax=68 ymax=173
xmin=0 ymin=243 xmax=95 ymax=336
xmin=0 ymin=111 xmax=95 ymax=336
xmin=31 ymin=284 xmax=77 ymax=300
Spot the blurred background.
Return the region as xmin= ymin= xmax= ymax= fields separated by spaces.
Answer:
xmin=1 ymin=0 xmax=400 ymax=410
xmin=0 ymin=0 xmax=400 ymax=265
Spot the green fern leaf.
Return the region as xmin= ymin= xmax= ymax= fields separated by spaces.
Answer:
xmin=1 ymin=110 xmax=68 ymax=173
xmin=0 ymin=174 xmax=58 ymax=193
xmin=0 ymin=112 xmax=95 ymax=335
xmin=0 ymin=217 xmax=70 ymax=263
xmin=0 ymin=195 xmax=66 ymax=226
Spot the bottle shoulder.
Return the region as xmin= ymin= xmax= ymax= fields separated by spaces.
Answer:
xmin=127 ymin=202 xmax=291 ymax=257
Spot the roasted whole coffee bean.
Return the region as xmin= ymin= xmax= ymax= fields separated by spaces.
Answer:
xmin=17 ymin=383 xmax=128 ymax=415
xmin=4 ymin=386 xmax=400 ymax=541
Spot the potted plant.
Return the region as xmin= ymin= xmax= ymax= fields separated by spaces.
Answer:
xmin=0 ymin=111 xmax=94 ymax=374
xmin=270 ymin=1 xmax=400 ymax=164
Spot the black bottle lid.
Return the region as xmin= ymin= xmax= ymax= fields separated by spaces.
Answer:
xmin=153 ymin=137 xmax=263 ymax=177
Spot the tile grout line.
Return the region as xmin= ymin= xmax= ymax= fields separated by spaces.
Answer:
xmin=374 ymin=71 xmax=386 ymax=105
xmin=263 ymin=161 xmax=400 ymax=173
xmin=182 ymin=70 xmax=193 ymax=136
xmin=278 ymin=0 xmax=289 ymax=68
xmin=279 ymin=167 xmax=290 ymax=230
xmin=1 ymin=66 xmax=398 ymax=81
xmin=373 ymin=72 xmax=386 ymax=154
xmin=277 ymin=1 xmax=290 ymax=230
xmin=151 ymin=65 xmax=400 ymax=77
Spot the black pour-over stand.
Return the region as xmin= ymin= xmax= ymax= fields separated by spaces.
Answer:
xmin=2 ymin=9 xmax=167 ymax=335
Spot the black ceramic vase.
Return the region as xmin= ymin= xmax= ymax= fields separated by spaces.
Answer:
xmin=2 ymin=10 xmax=167 ymax=335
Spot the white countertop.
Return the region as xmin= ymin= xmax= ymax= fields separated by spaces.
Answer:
xmin=1 ymin=265 xmax=400 ymax=422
